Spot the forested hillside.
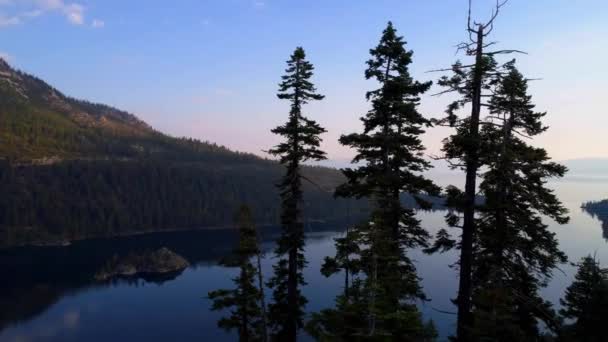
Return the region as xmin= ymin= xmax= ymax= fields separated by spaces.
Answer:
xmin=0 ymin=58 xmax=365 ymax=247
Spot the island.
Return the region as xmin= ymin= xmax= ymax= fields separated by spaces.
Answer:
xmin=582 ymin=199 xmax=608 ymax=240
xmin=94 ymin=247 xmax=190 ymax=281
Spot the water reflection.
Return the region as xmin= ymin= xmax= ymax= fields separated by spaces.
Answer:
xmin=0 ymin=224 xmax=342 ymax=339
xmin=0 ymin=178 xmax=605 ymax=341
xmin=581 ymin=204 xmax=608 ymax=240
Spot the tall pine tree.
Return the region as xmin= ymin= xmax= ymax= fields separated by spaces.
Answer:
xmin=208 ymin=205 xmax=267 ymax=342
xmin=267 ymin=47 xmax=326 ymax=341
xmin=469 ymin=61 xmax=568 ymax=340
xmin=309 ymin=22 xmax=439 ymax=340
xmin=427 ymin=2 xmax=518 ymax=339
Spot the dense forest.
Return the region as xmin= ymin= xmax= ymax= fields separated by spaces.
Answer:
xmin=0 ymin=57 xmax=372 ymax=247
xmin=0 ymin=159 xmax=370 ymax=247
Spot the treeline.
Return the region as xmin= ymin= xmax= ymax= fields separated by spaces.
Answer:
xmin=582 ymin=199 xmax=608 ymax=215
xmin=208 ymin=2 xmax=605 ymax=342
xmin=0 ymin=159 xmax=368 ymax=247
xmin=582 ymin=200 xmax=608 ymax=240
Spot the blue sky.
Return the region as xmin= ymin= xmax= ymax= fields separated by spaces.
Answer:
xmin=1 ymin=0 xmax=606 ymax=163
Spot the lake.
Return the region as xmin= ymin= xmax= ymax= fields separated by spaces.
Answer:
xmin=0 ymin=174 xmax=606 ymax=342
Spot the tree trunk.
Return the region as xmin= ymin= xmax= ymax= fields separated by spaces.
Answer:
xmin=456 ymin=26 xmax=484 ymax=342
xmin=241 ymin=265 xmax=250 ymax=342
xmin=285 ymin=58 xmax=302 ymax=342
xmin=257 ymin=251 xmax=268 ymax=342
xmin=344 ymin=225 xmax=350 ymax=300
xmin=494 ymin=111 xmax=514 ymax=273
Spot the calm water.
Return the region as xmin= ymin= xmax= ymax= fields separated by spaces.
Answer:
xmin=0 ymin=175 xmax=606 ymax=342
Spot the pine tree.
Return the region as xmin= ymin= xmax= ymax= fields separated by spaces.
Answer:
xmin=559 ymin=256 xmax=608 ymax=342
xmin=266 ymin=47 xmax=326 ymax=341
xmin=427 ymin=2 xmax=520 ymax=339
xmin=309 ymin=22 xmax=439 ymax=340
xmin=430 ymin=61 xmax=569 ymax=340
xmin=208 ymin=205 xmax=266 ymax=342
xmin=320 ymin=225 xmax=361 ymax=300
xmin=470 ymin=62 xmax=568 ymax=339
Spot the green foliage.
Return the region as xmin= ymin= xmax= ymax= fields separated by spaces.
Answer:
xmin=0 ymin=159 xmax=365 ymax=248
xmin=307 ymin=276 xmax=438 ymax=342
xmin=266 ymin=47 xmax=327 ymax=340
xmin=429 ymin=61 xmax=569 ymax=340
xmin=559 ymin=256 xmax=608 ymax=342
xmin=311 ymin=22 xmax=439 ymax=340
xmin=208 ymin=206 xmax=266 ymax=342
xmin=471 ymin=62 xmax=567 ymax=339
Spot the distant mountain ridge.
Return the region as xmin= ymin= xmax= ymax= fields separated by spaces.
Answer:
xmin=0 ymin=57 xmax=270 ymax=164
xmin=0 ymin=58 xmax=151 ymax=135
xmin=563 ymin=158 xmax=608 ymax=176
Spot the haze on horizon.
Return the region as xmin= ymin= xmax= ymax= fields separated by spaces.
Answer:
xmin=0 ymin=0 xmax=605 ymax=164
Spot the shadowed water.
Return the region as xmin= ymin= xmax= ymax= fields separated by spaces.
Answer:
xmin=0 ymin=176 xmax=606 ymax=342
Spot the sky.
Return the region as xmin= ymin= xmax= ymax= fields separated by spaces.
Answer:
xmin=0 ymin=0 xmax=606 ymax=165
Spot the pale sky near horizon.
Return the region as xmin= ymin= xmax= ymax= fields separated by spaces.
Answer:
xmin=1 ymin=0 xmax=606 ymax=164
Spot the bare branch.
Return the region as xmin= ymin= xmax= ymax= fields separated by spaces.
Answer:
xmin=456 ymin=41 xmax=477 ymax=55
xmin=483 ymin=0 xmax=509 ymax=30
xmin=483 ymin=49 xmax=527 ymax=56
xmin=512 ymin=129 xmax=533 ymax=139
xmin=301 ymin=175 xmax=333 ymax=193
xmin=485 ymin=22 xmax=495 ymax=36
xmin=426 ymin=64 xmax=475 ymax=73
xmin=467 ymin=0 xmax=474 ymax=32
xmin=429 ymin=154 xmax=448 ymax=161
xmin=431 ymin=88 xmax=460 ymax=97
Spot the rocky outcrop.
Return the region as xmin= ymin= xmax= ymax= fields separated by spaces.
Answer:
xmin=94 ymin=247 xmax=190 ymax=281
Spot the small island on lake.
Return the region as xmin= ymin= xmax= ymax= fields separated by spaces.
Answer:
xmin=94 ymin=247 xmax=190 ymax=281
xmin=582 ymin=199 xmax=608 ymax=239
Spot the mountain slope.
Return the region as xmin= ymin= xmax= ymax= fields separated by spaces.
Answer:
xmin=0 ymin=59 xmax=365 ymax=247
xmin=0 ymin=58 xmax=266 ymax=165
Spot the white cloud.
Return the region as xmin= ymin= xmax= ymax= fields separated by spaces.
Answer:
xmin=63 ymin=3 xmax=83 ymax=25
xmin=91 ymin=18 xmax=103 ymax=28
xmin=0 ymin=14 xmax=20 ymax=26
xmin=253 ymin=1 xmax=265 ymax=8
xmin=0 ymin=0 xmax=90 ymax=27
